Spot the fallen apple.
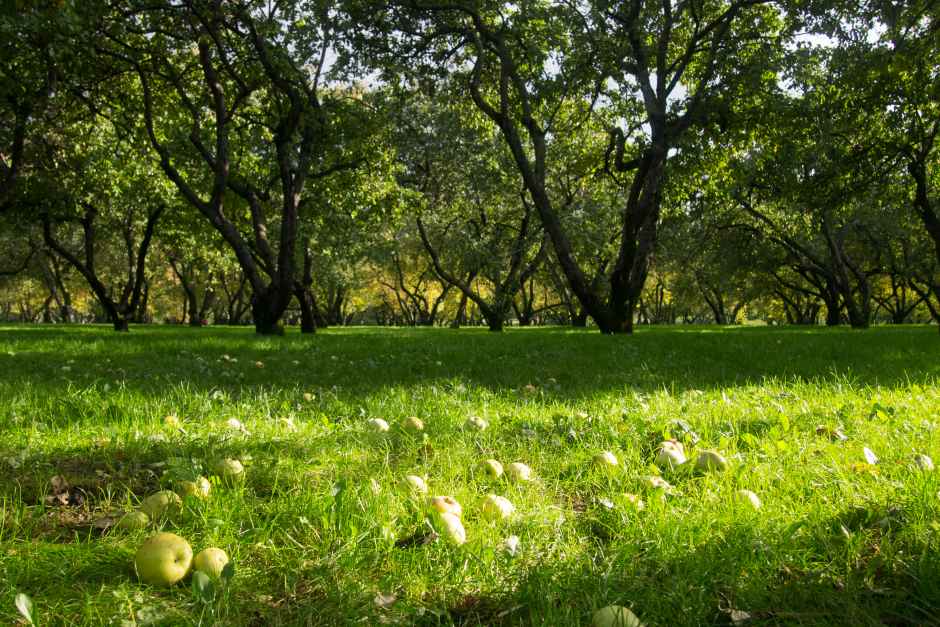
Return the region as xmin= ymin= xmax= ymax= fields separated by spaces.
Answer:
xmin=436 ymin=512 xmax=466 ymax=545
xmin=624 ymin=493 xmax=646 ymax=511
xmin=506 ymin=462 xmax=532 ymax=482
xmin=465 ymin=416 xmax=488 ymax=431
xmin=404 ymin=475 xmax=428 ymax=494
xmin=403 ymin=416 xmax=425 ymax=432
xmin=502 ymin=534 xmax=521 ymax=556
xmin=655 ymin=440 xmax=686 ymax=470
xmin=139 ymin=490 xmax=183 ymax=519
xmin=176 ymin=476 xmax=211 ymax=499
xmin=116 ymin=510 xmax=150 ymax=531
xmin=211 ymin=458 xmax=245 ymax=482
xmin=430 ymin=495 xmax=463 ymax=518
xmin=226 ymin=417 xmax=245 ymax=431
xmin=163 ymin=414 xmax=180 ymax=428
xmin=735 ymin=489 xmax=762 ymax=510
xmin=641 ymin=475 xmax=672 ymax=492
xmin=368 ymin=418 xmax=390 ymax=433
xmin=915 ymin=454 xmax=935 ymax=471
xmin=594 ymin=451 xmax=619 ymax=468
xmin=302 ymin=392 xmax=314 ymax=402
xmin=193 ymin=547 xmax=229 ymax=579
xmin=480 ymin=459 xmax=504 ymax=478
xmin=481 ymin=494 xmax=515 ymax=520
xmin=592 ymin=604 xmax=644 ymax=627
xmin=694 ymin=449 xmax=728 ymax=473
xmin=134 ymin=532 xmax=193 ymax=586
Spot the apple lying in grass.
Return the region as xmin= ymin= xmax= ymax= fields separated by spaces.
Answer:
xmin=655 ymin=440 xmax=686 ymax=470
xmin=641 ymin=476 xmax=672 ymax=492
xmin=592 ymin=605 xmax=644 ymax=627
xmin=140 ymin=490 xmax=183 ymax=519
xmin=368 ymin=418 xmax=390 ymax=433
xmin=506 ymin=462 xmax=532 ymax=482
xmin=915 ymin=454 xmax=935 ymax=471
xmin=176 ymin=476 xmax=211 ymax=499
xmin=465 ymin=416 xmax=488 ymax=431
xmin=404 ymin=475 xmax=428 ymax=494
xmin=403 ymin=416 xmax=425 ymax=432
xmin=116 ymin=510 xmax=150 ymax=531
xmin=436 ymin=512 xmax=466 ymax=545
xmin=211 ymin=458 xmax=245 ymax=482
xmin=694 ymin=449 xmax=728 ymax=473
xmin=134 ymin=532 xmax=193 ymax=586
xmin=594 ymin=451 xmax=618 ymax=468
xmin=430 ymin=496 xmax=462 ymax=518
xmin=480 ymin=459 xmax=504 ymax=478
xmin=163 ymin=414 xmax=180 ymax=428
xmin=193 ymin=547 xmax=229 ymax=579
xmin=735 ymin=489 xmax=762 ymax=510
xmin=481 ymin=495 xmax=515 ymax=520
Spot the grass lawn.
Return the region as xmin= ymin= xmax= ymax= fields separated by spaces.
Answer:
xmin=0 ymin=324 xmax=939 ymax=626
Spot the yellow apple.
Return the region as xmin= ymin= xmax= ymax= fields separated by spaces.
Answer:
xmin=211 ymin=458 xmax=245 ymax=482
xmin=404 ymin=475 xmax=428 ymax=494
xmin=481 ymin=494 xmax=515 ymax=520
xmin=436 ymin=512 xmax=466 ymax=545
xmin=403 ymin=416 xmax=425 ymax=432
xmin=655 ymin=440 xmax=686 ymax=470
xmin=134 ymin=532 xmax=193 ymax=586
xmin=139 ymin=490 xmax=183 ymax=519
xmin=176 ymin=476 xmax=211 ymax=499
xmin=594 ymin=451 xmax=618 ymax=468
xmin=193 ymin=547 xmax=229 ymax=579
xmin=735 ymin=489 xmax=762 ymax=510
xmin=465 ymin=416 xmax=488 ymax=431
xmin=430 ymin=495 xmax=462 ymax=518
xmin=506 ymin=462 xmax=532 ymax=482
xmin=694 ymin=450 xmax=729 ymax=473
xmin=592 ymin=605 xmax=644 ymax=627
xmin=480 ymin=459 xmax=504 ymax=478
xmin=368 ymin=418 xmax=390 ymax=432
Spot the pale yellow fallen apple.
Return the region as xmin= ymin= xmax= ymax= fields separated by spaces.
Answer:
xmin=480 ymin=459 xmax=504 ymax=478
xmin=481 ymin=494 xmax=515 ymax=520
xmin=163 ymin=414 xmax=180 ymax=428
xmin=694 ymin=449 xmax=729 ymax=473
xmin=594 ymin=451 xmax=619 ymax=468
xmin=430 ymin=495 xmax=463 ymax=518
xmin=592 ymin=604 xmax=644 ymax=627
xmin=211 ymin=458 xmax=245 ymax=483
xmin=176 ymin=476 xmax=211 ymax=499
xmin=139 ymin=490 xmax=183 ymax=519
xmin=465 ymin=416 xmax=488 ymax=431
xmin=403 ymin=416 xmax=425 ymax=432
xmin=506 ymin=462 xmax=532 ymax=482
xmin=655 ymin=440 xmax=687 ymax=470
xmin=735 ymin=489 xmax=762 ymax=510
xmin=404 ymin=475 xmax=428 ymax=494
xmin=436 ymin=512 xmax=466 ymax=545
xmin=641 ymin=476 xmax=673 ymax=493
xmin=115 ymin=510 xmax=150 ymax=531
xmin=302 ymin=392 xmax=314 ymax=402
xmin=368 ymin=418 xmax=390 ymax=433
xmin=915 ymin=454 xmax=935 ymax=471
xmin=193 ymin=547 xmax=229 ymax=579
xmin=134 ymin=532 xmax=193 ymax=586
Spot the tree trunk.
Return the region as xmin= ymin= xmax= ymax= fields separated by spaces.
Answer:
xmin=295 ymin=287 xmax=317 ymax=334
xmin=113 ymin=317 xmax=129 ymax=332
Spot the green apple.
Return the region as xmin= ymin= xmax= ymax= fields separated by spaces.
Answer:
xmin=176 ymin=476 xmax=211 ymax=499
xmin=481 ymin=494 xmax=515 ymax=520
xmin=403 ymin=416 xmax=425 ymax=432
xmin=193 ymin=547 xmax=229 ymax=579
xmin=694 ymin=450 xmax=729 ymax=473
xmin=480 ymin=459 xmax=504 ymax=478
xmin=735 ymin=489 xmax=762 ymax=510
xmin=655 ymin=440 xmax=686 ymax=470
xmin=506 ymin=462 xmax=532 ymax=482
xmin=592 ymin=605 xmax=644 ymax=627
xmin=134 ymin=532 xmax=193 ymax=586
xmin=368 ymin=418 xmax=390 ymax=432
xmin=404 ymin=475 xmax=428 ymax=494
xmin=139 ymin=490 xmax=183 ymax=519
xmin=436 ymin=512 xmax=466 ymax=545
xmin=116 ymin=510 xmax=150 ymax=531
xmin=430 ymin=495 xmax=462 ymax=518
xmin=465 ymin=416 xmax=488 ymax=431
xmin=594 ymin=451 xmax=618 ymax=468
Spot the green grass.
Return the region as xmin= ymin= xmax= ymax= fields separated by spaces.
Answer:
xmin=0 ymin=324 xmax=938 ymax=626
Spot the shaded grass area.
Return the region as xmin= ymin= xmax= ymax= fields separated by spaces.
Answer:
xmin=0 ymin=324 xmax=938 ymax=625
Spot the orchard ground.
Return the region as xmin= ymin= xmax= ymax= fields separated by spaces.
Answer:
xmin=1 ymin=324 xmax=939 ymax=626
